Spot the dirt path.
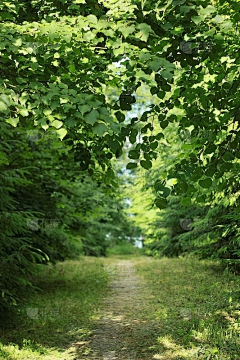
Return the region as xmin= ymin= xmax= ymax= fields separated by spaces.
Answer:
xmin=77 ymin=259 xmax=156 ymax=360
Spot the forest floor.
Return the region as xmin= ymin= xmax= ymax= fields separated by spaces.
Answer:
xmin=68 ymin=256 xmax=240 ymax=360
xmin=1 ymin=255 xmax=240 ymax=360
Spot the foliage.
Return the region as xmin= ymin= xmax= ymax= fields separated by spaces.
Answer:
xmin=1 ymin=0 xmax=239 ymax=179
xmin=1 ymin=0 xmax=240 ymax=324
xmin=127 ymin=119 xmax=240 ymax=269
xmin=106 ymin=242 xmax=139 ymax=256
xmin=0 ymin=257 xmax=109 ymax=359
xmin=0 ymin=118 xmax=134 ymax=319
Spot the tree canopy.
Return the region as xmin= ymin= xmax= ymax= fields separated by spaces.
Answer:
xmin=1 ymin=0 xmax=240 ymax=320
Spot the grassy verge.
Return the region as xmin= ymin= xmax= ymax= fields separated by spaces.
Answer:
xmin=2 ymin=255 xmax=240 ymax=359
xmin=135 ymin=256 xmax=240 ymax=360
xmin=0 ymin=256 xmax=110 ymax=360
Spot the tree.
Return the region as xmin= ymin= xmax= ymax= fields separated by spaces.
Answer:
xmin=1 ymin=0 xmax=240 ymax=320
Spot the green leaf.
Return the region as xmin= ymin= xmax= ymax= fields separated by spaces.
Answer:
xmin=50 ymin=101 xmax=59 ymax=111
xmin=205 ymin=167 xmax=216 ymax=177
xmin=214 ymin=34 xmax=224 ymax=42
xmin=139 ymin=51 xmax=151 ymax=61
xmin=129 ymin=135 xmax=136 ymax=144
xmin=103 ymin=29 xmax=115 ymax=37
xmin=115 ymin=111 xmax=125 ymax=123
xmin=220 ymin=21 xmax=233 ymax=32
xmin=212 ymin=15 xmax=223 ymax=23
xmin=154 ymin=180 xmax=165 ymax=191
xmin=199 ymin=5 xmax=216 ymax=16
xmin=222 ymin=162 xmax=232 ymax=171
xmin=43 ymin=109 xmax=52 ymax=116
xmin=180 ymin=5 xmax=195 ymax=13
xmin=136 ymin=23 xmax=152 ymax=42
xmin=149 ymin=58 xmax=175 ymax=73
xmin=161 ymin=70 xmax=173 ymax=81
xmin=131 ymin=129 xmax=138 ymax=138
xmin=120 ymin=100 xmax=131 ymax=111
xmin=85 ymin=110 xmax=99 ymax=125
xmin=155 ymin=197 xmax=168 ymax=209
xmin=69 ymin=64 xmax=76 ymax=73
xmin=149 ymin=60 xmax=162 ymax=72
xmin=19 ymin=109 xmax=29 ymax=117
xmin=62 ymin=34 xmax=72 ymax=43
xmin=0 ymin=94 xmax=11 ymax=106
xmin=140 ymin=112 xmax=149 ymax=122
xmin=0 ymin=101 xmax=8 ymax=111
xmin=140 ymin=159 xmax=152 ymax=169
xmin=13 ymin=38 xmax=22 ymax=47
xmin=116 ymin=148 xmax=123 ymax=158
xmin=196 ymin=196 xmax=205 ymax=203
xmin=118 ymin=25 xmax=135 ymax=38
xmin=162 ymin=84 xmax=171 ymax=92
xmin=56 ymin=128 xmax=67 ymax=140
xmin=181 ymin=197 xmax=191 ymax=206
xmin=126 ymin=162 xmax=138 ymax=170
xmin=157 ymin=91 xmax=165 ymax=99
xmin=65 ymin=118 xmax=78 ymax=127
xmin=154 ymin=181 xmax=170 ymax=197
xmin=160 ymin=121 xmax=168 ymax=129
xmin=83 ymin=31 xmax=95 ymax=41
xmin=129 ymin=150 xmax=140 ymax=160
xmin=93 ymin=123 xmax=108 ymax=137
xmin=199 ymin=178 xmax=212 ymax=188
xmin=156 ymin=133 xmax=164 ymax=140
xmin=176 ymin=180 xmax=188 ymax=192
xmin=52 ymin=120 xmax=63 ymax=129
xmin=6 ymin=117 xmax=19 ymax=127
xmin=107 ymin=138 xmax=120 ymax=152
xmin=110 ymin=123 xmax=120 ymax=133
xmin=106 ymin=168 xmax=115 ymax=179
xmin=79 ymin=104 xmax=92 ymax=115
xmin=150 ymin=141 xmax=158 ymax=150
xmin=87 ymin=14 xmax=98 ymax=24
xmin=191 ymin=15 xmax=206 ymax=25
xmin=162 ymin=187 xmax=171 ymax=197
xmin=150 ymin=87 xmax=158 ymax=95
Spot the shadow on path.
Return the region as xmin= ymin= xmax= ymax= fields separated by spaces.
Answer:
xmin=74 ymin=260 xmax=158 ymax=360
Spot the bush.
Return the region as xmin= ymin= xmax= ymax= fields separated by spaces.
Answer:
xmin=107 ymin=242 xmax=140 ymax=256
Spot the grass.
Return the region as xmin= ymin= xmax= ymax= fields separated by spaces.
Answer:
xmin=1 ymin=255 xmax=240 ymax=359
xmin=0 ymin=256 xmax=111 ymax=360
xmin=135 ymin=256 xmax=240 ymax=359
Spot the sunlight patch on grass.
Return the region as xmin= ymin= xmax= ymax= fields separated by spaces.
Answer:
xmin=0 ymin=257 xmax=110 ymax=359
xmin=136 ymin=256 xmax=240 ymax=359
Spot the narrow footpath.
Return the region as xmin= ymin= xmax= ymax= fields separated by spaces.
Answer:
xmin=78 ymin=259 xmax=157 ymax=360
